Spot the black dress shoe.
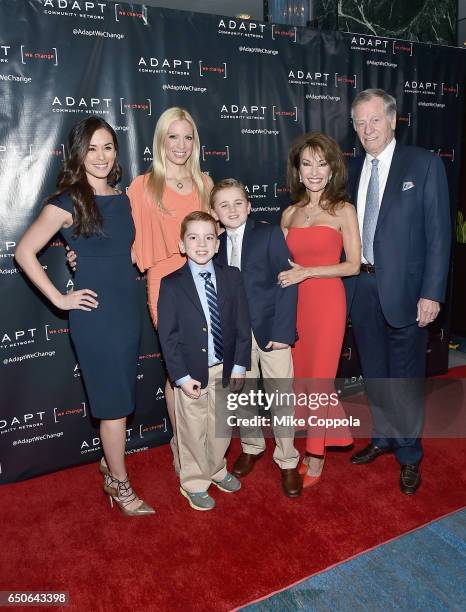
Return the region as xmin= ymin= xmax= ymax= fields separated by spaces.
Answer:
xmin=400 ymin=464 xmax=421 ymax=495
xmin=350 ymin=443 xmax=391 ymax=465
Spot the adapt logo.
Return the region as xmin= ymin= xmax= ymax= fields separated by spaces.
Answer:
xmin=138 ymin=56 xmax=192 ymax=76
xmin=51 ymin=95 xmax=112 ymax=114
xmin=350 ymin=36 xmax=389 ymax=53
xmin=404 ymin=80 xmax=438 ymax=95
xmin=120 ymin=98 xmax=151 ymax=116
xmin=288 ymin=68 xmax=330 ymax=87
xmin=42 ymin=0 xmax=107 ymax=20
xmin=0 ymin=411 xmax=46 ymax=434
xmin=220 ymin=104 xmax=268 ymax=120
xmin=21 ymin=45 xmax=58 ymax=66
xmin=201 ymin=145 xmax=230 ymax=162
xmin=1 ymin=327 xmax=38 ymax=350
xmin=392 ymin=40 xmax=413 ymax=56
xmin=199 ymin=60 xmax=227 ymax=79
xmin=217 ymin=18 xmax=266 ymax=39
xmin=271 ymin=24 xmax=297 ymax=42
xmin=114 ymin=2 xmax=148 ymax=24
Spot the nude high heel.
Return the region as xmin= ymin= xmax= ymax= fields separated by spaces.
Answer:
xmin=104 ymin=474 xmax=155 ymax=516
xmin=99 ymin=457 xmax=117 ymax=495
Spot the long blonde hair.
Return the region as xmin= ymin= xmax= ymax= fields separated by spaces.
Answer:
xmin=146 ymin=107 xmax=207 ymax=212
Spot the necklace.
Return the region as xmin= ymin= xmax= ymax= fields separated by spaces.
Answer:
xmin=167 ymin=176 xmax=191 ymax=190
xmin=303 ymin=203 xmax=319 ymax=223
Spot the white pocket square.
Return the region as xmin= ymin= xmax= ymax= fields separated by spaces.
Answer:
xmin=402 ymin=181 xmax=415 ymax=191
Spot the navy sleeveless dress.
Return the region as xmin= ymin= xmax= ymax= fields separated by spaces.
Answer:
xmin=51 ymin=193 xmax=141 ymax=419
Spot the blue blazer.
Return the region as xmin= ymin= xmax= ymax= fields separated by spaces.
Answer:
xmin=216 ymin=218 xmax=297 ymax=350
xmin=345 ymin=143 xmax=451 ymax=328
xmin=157 ymin=261 xmax=251 ymax=388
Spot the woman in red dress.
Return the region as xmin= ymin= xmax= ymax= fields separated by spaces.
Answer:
xmin=279 ymin=133 xmax=361 ymax=487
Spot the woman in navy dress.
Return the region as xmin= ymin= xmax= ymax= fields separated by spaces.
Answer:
xmin=16 ymin=117 xmax=154 ymax=516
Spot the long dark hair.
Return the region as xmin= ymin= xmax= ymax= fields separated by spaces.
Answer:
xmin=287 ymin=132 xmax=348 ymax=215
xmin=47 ymin=117 xmax=122 ymax=237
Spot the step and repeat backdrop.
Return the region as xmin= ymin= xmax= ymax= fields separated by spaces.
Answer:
xmin=0 ymin=0 xmax=464 ymax=483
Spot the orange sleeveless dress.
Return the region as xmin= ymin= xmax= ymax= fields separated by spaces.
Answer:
xmin=286 ymin=226 xmax=353 ymax=454
xmin=128 ymin=174 xmax=202 ymax=325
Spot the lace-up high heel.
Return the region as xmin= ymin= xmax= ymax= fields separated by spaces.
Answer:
xmin=99 ymin=457 xmax=117 ymax=495
xmin=103 ymin=474 xmax=155 ymax=516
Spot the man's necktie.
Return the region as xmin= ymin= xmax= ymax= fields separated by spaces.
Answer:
xmin=229 ymin=232 xmax=240 ymax=269
xmin=199 ymin=271 xmax=223 ymax=361
xmin=362 ymin=158 xmax=379 ymax=265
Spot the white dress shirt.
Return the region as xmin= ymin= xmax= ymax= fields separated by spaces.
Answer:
xmin=357 ymin=138 xmax=396 ymax=263
xmin=226 ymin=222 xmax=246 ymax=270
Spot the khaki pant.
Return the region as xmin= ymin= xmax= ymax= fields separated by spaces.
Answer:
xmin=174 ymin=364 xmax=230 ymax=493
xmin=240 ymin=334 xmax=299 ymax=468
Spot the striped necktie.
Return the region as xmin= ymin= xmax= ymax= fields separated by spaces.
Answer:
xmin=199 ymin=271 xmax=223 ymax=361
xmin=362 ymin=158 xmax=379 ymax=265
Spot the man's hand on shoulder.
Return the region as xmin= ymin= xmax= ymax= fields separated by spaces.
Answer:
xmin=417 ymin=298 xmax=440 ymax=327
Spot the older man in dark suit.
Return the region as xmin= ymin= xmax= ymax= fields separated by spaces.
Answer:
xmin=346 ymin=89 xmax=451 ymax=494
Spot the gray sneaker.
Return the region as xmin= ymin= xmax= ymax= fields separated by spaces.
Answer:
xmin=180 ymin=487 xmax=215 ymax=511
xmin=213 ymin=472 xmax=241 ymax=493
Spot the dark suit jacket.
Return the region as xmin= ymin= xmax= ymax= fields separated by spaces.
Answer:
xmin=216 ymin=217 xmax=297 ymax=350
xmin=345 ymin=143 xmax=451 ymax=328
xmin=157 ymin=261 xmax=251 ymax=388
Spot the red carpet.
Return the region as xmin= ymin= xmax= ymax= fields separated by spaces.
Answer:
xmin=437 ymin=364 xmax=466 ymax=378
xmin=1 ymin=434 xmax=465 ymax=611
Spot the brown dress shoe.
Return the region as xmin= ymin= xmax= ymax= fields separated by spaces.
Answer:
xmin=232 ymin=452 xmax=264 ymax=477
xmin=280 ymin=468 xmax=302 ymax=498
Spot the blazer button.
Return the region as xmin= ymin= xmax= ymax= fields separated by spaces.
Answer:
xmin=202 ymin=327 xmax=207 ymax=332
xmin=202 ymin=348 xmax=207 ymax=352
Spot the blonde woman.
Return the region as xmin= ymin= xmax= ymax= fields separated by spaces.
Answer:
xmin=129 ymin=107 xmax=213 ymax=471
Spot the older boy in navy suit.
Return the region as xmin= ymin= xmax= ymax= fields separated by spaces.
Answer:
xmin=211 ymin=179 xmax=302 ymax=498
xmin=157 ymin=211 xmax=251 ymax=511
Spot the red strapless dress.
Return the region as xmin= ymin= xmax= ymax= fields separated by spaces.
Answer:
xmin=286 ymin=226 xmax=353 ymax=454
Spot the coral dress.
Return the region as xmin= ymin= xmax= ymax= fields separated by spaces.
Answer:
xmin=128 ymin=174 xmax=202 ymax=325
xmin=286 ymin=225 xmax=353 ymax=454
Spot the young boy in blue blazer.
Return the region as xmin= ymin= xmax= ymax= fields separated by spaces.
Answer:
xmin=157 ymin=211 xmax=251 ymax=511
xmin=211 ymin=178 xmax=302 ymax=498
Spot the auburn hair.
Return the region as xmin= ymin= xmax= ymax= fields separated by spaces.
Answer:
xmin=287 ymin=132 xmax=348 ymax=215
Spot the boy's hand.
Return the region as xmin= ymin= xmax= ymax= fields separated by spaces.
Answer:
xmin=181 ymin=379 xmax=201 ymax=399
xmin=265 ymin=341 xmax=289 ymax=350
xmin=65 ymin=246 xmax=77 ymax=271
xmin=229 ymin=372 xmax=245 ymax=393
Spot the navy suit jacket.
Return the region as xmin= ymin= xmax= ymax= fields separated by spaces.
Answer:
xmin=216 ymin=217 xmax=297 ymax=350
xmin=157 ymin=261 xmax=251 ymax=388
xmin=345 ymin=143 xmax=451 ymax=328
